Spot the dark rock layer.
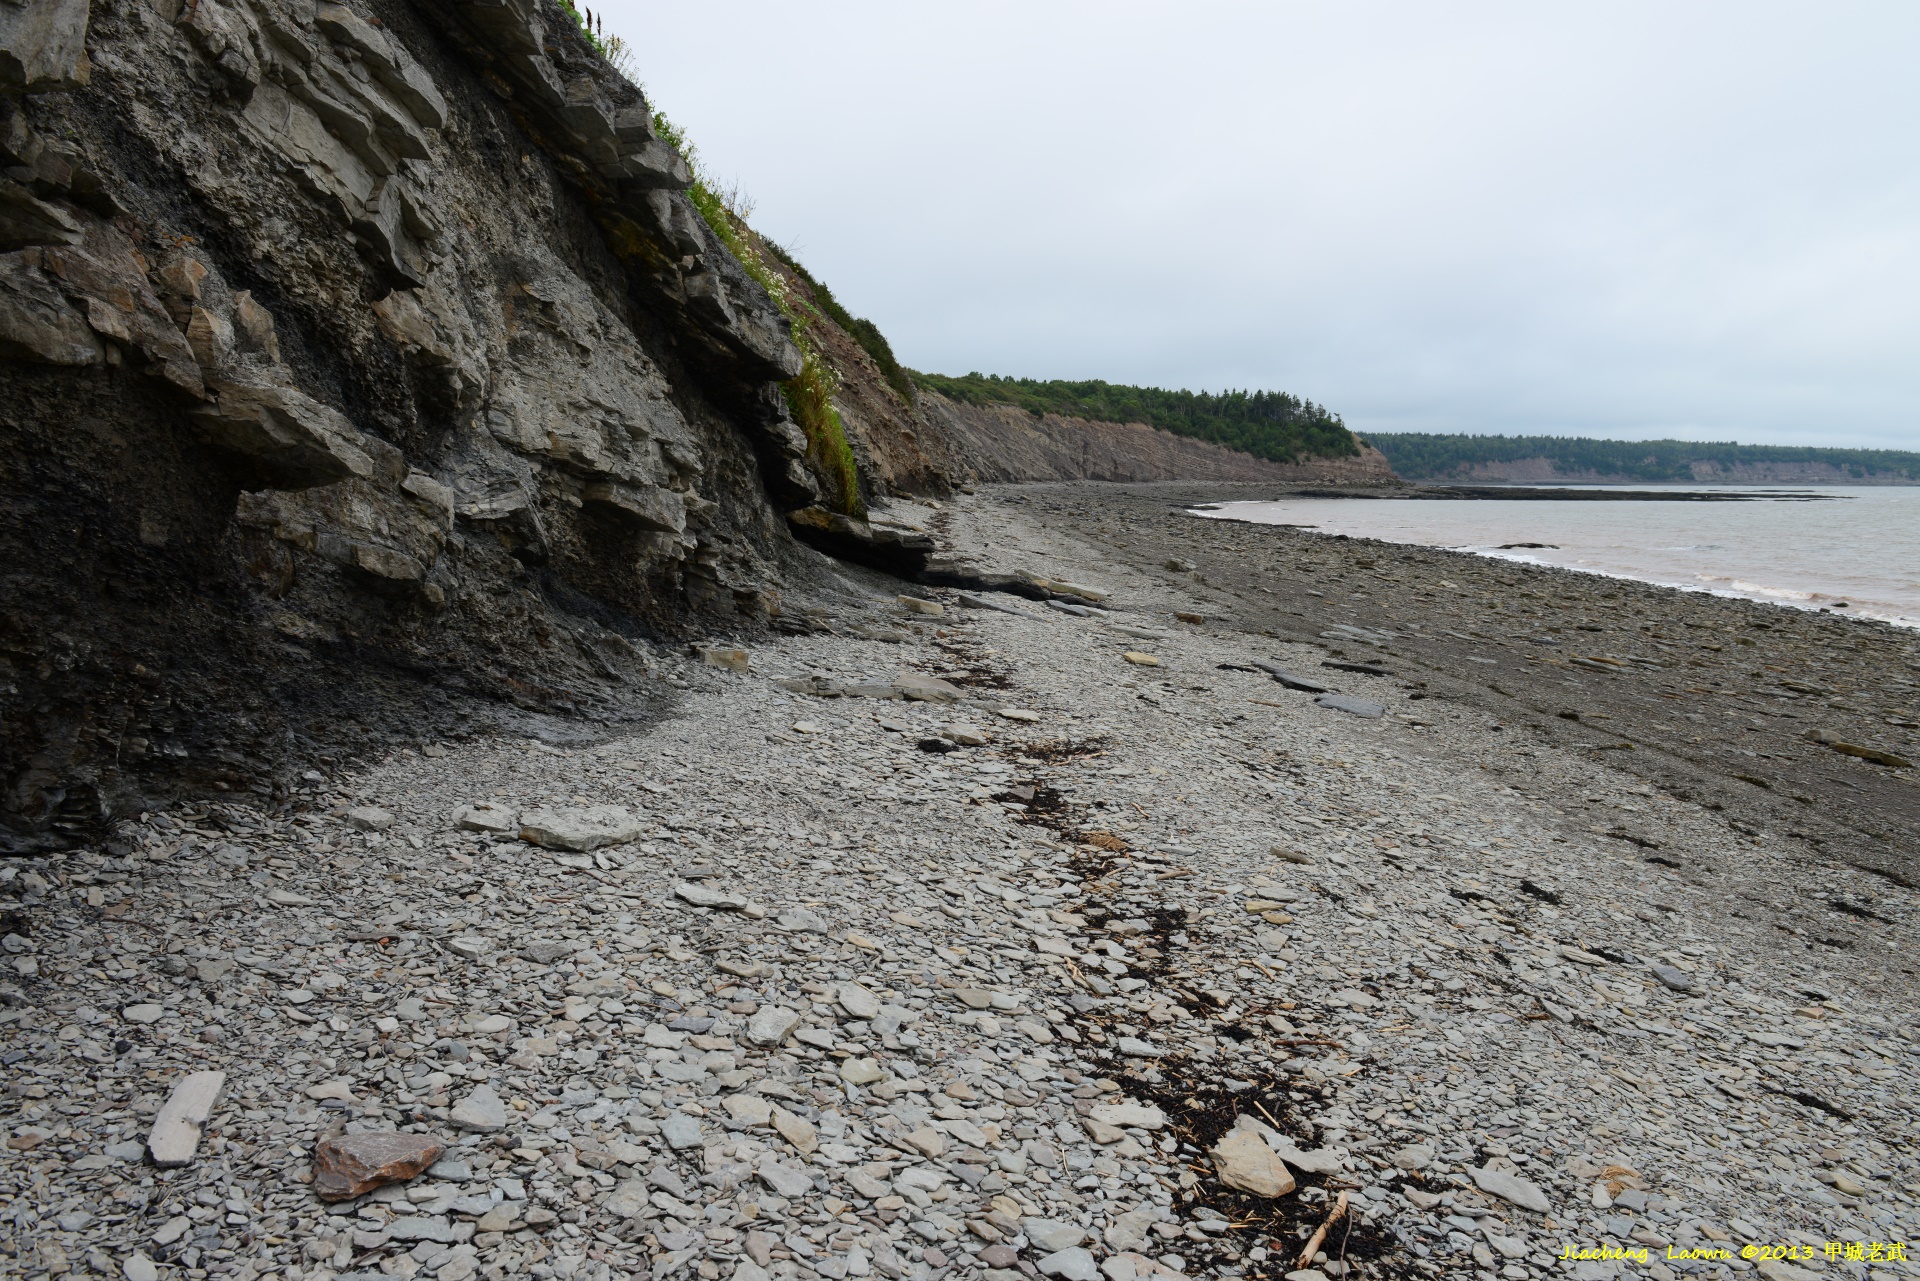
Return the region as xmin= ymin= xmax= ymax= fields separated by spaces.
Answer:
xmin=0 ymin=0 xmax=1393 ymax=851
xmin=0 ymin=0 xmax=832 ymax=849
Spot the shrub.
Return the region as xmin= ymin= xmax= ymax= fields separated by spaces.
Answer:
xmin=649 ymin=112 xmax=865 ymax=517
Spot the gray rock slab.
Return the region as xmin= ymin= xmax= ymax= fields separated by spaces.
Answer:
xmin=1037 ymin=1247 xmax=1100 ymax=1281
xmin=659 ymin=1114 xmax=703 ymax=1150
xmin=518 ymin=805 xmax=641 ymax=851
xmin=386 ymin=1215 xmax=454 ymax=1243
xmin=449 ymin=1083 xmax=507 ymax=1133
xmin=147 ymin=1071 xmax=226 ymax=1167
xmin=1252 ymin=662 xmax=1331 ymax=693
xmin=1023 ymin=1219 xmax=1087 ymax=1252
xmin=1651 ymin=963 xmax=1697 ymax=993
xmin=674 ymin=881 xmax=748 ymax=910
xmin=746 ymin=1005 xmax=800 ymax=1046
xmin=1315 ymin=693 xmax=1385 ymax=718
xmin=757 ymin=1158 xmax=815 ymax=1198
xmin=1471 ymin=1165 xmax=1551 ymax=1213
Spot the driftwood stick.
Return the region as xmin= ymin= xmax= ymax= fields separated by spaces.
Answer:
xmin=1296 ymin=1190 xmax=1350 ymax=1270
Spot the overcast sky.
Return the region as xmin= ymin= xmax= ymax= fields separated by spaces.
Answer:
xmin=597 ymin=2 xmax=1920 ymax=449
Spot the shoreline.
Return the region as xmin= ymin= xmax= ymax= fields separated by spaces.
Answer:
xmin=1198 ymin=514 xmax=1920 ymax=634
xmin=1184 ymin=488 xmax=1920 ymax=633
xmin=976 ymin=481 xmax=1920 ymax=882
xmin=2 ymin=480 xmax=1916 ymax=1281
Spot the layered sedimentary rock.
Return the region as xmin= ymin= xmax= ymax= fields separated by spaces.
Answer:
xmin=0 ymin=0 xmax=833 ymax=849
xmin=0 ymin=0 xmax=1390 ymax=850
xmin=765 ymin=267 xmax=1398 ymax=499
xmin=916 ymin=392 xmax=1396 ymax=486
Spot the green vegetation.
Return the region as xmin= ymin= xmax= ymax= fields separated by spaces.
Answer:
xmin=912 ymin=372 xmax=1358 ymax=464
xmin=650 ymin=113 xmax=863 ymax=516
xmin=1365 ymin=434 xmax=1920 ymax=483
xmin=762 ymin=245 xmax=915 ymax=406
xmin=559 ymin=2 xmax=634 ymax=78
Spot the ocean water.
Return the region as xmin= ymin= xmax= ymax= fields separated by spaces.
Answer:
xmin=1194 ymin=485 xmax=1920 ymax=630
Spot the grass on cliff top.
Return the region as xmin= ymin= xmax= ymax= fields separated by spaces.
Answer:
xmin=650 ymin=112 xmax=863 ymax=518
xmin=913 ymin=371 xmax=1358 ymax=465
xmin=761 ymin=244 xmax=916 ymax=407
xmin=559 ymin=1 xmax=635 ymax=77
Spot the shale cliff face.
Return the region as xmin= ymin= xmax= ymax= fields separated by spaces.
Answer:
xmin=0 ymin=0 xmax=846 ymax=849
xmin=0 ymin=0 xmax=1389 ymax=850
xmin=766 ymin=259 xmax=1394 ymax=495
xmin=913 ymin=392 xmax=1397 ymax=487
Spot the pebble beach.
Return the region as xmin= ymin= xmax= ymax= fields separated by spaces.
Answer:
xmin=3 ymin=484 xmax=1916 ymax=1281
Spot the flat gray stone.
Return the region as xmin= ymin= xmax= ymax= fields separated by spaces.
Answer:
xmin=1314 ymin=693 xmax=1385 ymax=718
xmin=1023 ymin=1219 xmax=1087 ymax=1252
xmin=659 ymin=1114 xmax=703 ymax=1150
xmin=518 ymin=805 xmax=641 ymax=851
xmin=1113 ymin=1036 xmax=1164 ymax=1058
xmin=674 ymin=880 xmax=748 ymax=910
xmin=449 ymin=1083 xmax=507 ymax=1133
xmin=1471 ymin=1165 xmax=1551 ymax=1213
xmin=1037 ymin=1247 xmax=1100 ymax=1281
xmin=346 ymin=806 xmax=396 ymax=832
xmin=1210 ymin=1120 xmax=1297 ymax=1197
xmin=386 ymin=1215 xmax=454 ymax=1243
xmin=147 ymin=1071 xmax=225 ymax=1168
xmin=1650 ymin=963 xmax=1697 ymax=993
xmin=776 ymin=906 xmax=830 ymax=933
xmin=757 ymin=1157 xmax=815 ymax=1198
xmin=746 ymin=1005 xmax=801 ymax=1046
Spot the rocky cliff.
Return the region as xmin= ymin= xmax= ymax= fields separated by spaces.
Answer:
xmin=0 ymin=0 xmax=858 ymax=850
xmin=0 ymin=0 xmax=1390 ymax=850
xmin=914 ymin=392 xmax=1397 ymax=486
xmin=762 ymin=252 xmax=1395 ymax=494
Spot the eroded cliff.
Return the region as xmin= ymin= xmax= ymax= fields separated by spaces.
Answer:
xmin=0 ymin=0 xmax=849 ymax=849
xmin=0 ymin=0 xmax=1390 ymax=850
xmin=760 ymin=260 xmax=1394 ymax=494
xmin=914 ymin=393 xmax=1396 ymax=486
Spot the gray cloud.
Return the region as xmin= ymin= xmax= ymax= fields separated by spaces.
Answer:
xmin=601 ymin=0 xmax=1920 ymax=448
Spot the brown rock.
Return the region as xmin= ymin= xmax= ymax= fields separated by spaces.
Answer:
xmin=313 ymin=1132 xmax=447 ymax=1201
xmin=979 ymin=1245 xmax=1020 ymax=1269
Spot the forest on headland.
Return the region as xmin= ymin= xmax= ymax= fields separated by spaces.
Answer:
xmin=1364 ymin=434 xmax=1920 ymax=483
xmin=910 ymin=372 xmax=1360 ymax=465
